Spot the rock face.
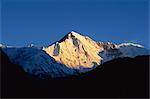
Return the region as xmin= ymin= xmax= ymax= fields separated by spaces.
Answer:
xmin=43 ymin=31 xmax=103 ymax=69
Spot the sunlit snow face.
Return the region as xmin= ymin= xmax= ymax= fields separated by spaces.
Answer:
xmin=43 ymin=32 xmax=103 ymax=69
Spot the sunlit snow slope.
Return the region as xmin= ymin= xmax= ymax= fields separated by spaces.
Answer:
xmin=43 ymin=31 xmax=103 ymax=69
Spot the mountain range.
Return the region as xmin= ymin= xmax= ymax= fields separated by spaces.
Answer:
xmin=1 ymin=31 xmax=149 ymax=98
xmin=1 ymin=48 xmax=149 ymax=98
xmin=0 ymin=31 xmax=149 ymax=78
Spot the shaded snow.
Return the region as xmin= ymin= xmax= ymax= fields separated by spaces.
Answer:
xmin=2 ymin=47 xmax=79 ymax=78
xmin=72 ymin=38 xmax=79 ymax=47
xmin=53 ymin=42 xmax=60 ymax=56
xmin=99 ymin=44 xmax=149 ymax=63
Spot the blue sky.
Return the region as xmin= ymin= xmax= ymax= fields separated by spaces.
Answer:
xmin=1 ymin=0 xmax=149 ymax=48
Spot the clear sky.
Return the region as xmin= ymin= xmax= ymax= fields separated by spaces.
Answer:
xmin=1 ymin=0 xmax=149 ymax=48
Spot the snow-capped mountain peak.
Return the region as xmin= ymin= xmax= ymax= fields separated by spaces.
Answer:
xmin=58 ymin=31 xmax=93 ymax=43
xmin=43 ymin=31 xmax=149 ymax=70
xmin=56 ymin=31 xmax=81 ymax=43
xmin=43 ymin=31 xmax=103 ymax=69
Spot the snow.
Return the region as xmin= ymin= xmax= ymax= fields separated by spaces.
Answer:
xmin=72 ymin=38 xmax=79 ymax=47
xmin=117 ymin=43 xmax=144 ymax=48
xmin=43 ymin=31 xmax=103 ymax=69
xmin=2 ymin=47 xmax=79 ymax=78
xmin=99 ymin=43 xmax=149 ymax=63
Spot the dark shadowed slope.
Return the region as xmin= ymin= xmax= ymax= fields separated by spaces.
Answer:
xmin=1 ymin=49 xmax=41 ymax=97
xmin=75 ymin=55 xmax=149 ymax=98
xmin=1 ymin=49 xmax=149 ymax=98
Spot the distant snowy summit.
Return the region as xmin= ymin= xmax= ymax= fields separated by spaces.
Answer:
xmin=1 ymin=31 xmax=149 ymax=78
